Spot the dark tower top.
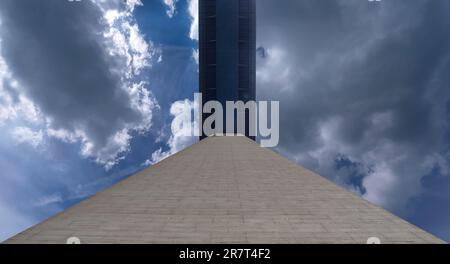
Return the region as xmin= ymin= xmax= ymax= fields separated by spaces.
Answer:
xmin=199 ymin=0 xmax=256 ymax=139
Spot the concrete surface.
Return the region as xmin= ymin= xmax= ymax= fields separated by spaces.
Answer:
xmin=5 ymin=136 xmax=445 ymax=244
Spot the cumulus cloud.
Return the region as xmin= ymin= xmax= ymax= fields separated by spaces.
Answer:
xmin=162 ymin=0 xmax=178 ymax=18
xmin=0 ymin=0 xmax=159 ymax=169
xmin=11 ymin=127 xmax=44 ymax=148
xmin=188 ymin=0 xmax=198 ymax=41
xmin=144 ymin=99 xmax=197 ymax=166
xmin=187 ymin=0 xmax=199 ymax=64
xmin=257 ymin=0 xmax=450 ymax=211
xmin=1 ymin=47 xmax=44 ymax=126
xmin=192 ymin=48 xmax=199 ymax=65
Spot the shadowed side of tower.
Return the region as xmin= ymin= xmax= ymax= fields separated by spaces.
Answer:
xmin=199 ymin=0 xmax=256 ymax=140
xmin=5 ymin=136 xmax=444 ymax=244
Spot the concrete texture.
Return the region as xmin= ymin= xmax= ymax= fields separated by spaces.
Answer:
xmin=5 ymin=136 xmax=445 ymax=244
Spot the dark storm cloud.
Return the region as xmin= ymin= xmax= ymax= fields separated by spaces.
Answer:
xmin=257 ymin=0 xmax=450 ymax=210
xmin=0 ymin=0 xmax=157 ymax=167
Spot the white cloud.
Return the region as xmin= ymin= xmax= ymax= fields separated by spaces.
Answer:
xmin=0 ymin=81 xmax=44 ymax=126
xmin=101 ymin=2 xmax=156 ymax=77
xmin=125 ymin=0 xmax=143 ymax=11
xmin=192 ymin=48 xmax=199 ymax=65
xmin=143 ymin=99 xmax=197 ymax=166
xmin=11 ymin=127 xmax=44 ymax=148
xmin=188 ymin=0 xmax=198 ymax=41
xmin=33 ymin=193 xmax=63 ymax=207
xmin=187 ymin=0 xmax=198 ymax=64
xmin=256 ymin=47 xmax=292 ymax=92
xmin=143 ymin=147 xmax=168 ymax=166
xmin=162 ymin=0 xmax=178 ymax=18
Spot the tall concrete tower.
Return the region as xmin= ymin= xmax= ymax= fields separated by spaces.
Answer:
xmin=199 ymin=0 xmax=256 ymax=140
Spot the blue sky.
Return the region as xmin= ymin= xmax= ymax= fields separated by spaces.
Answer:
xmin=1 ymin=0 xmax=450 ymax=243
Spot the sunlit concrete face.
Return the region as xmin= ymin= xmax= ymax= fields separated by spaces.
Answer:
xmin=199 ymin=0 xmax=256 ymax=139
xmin=5 ymin=136 xmax=443 ymax=244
